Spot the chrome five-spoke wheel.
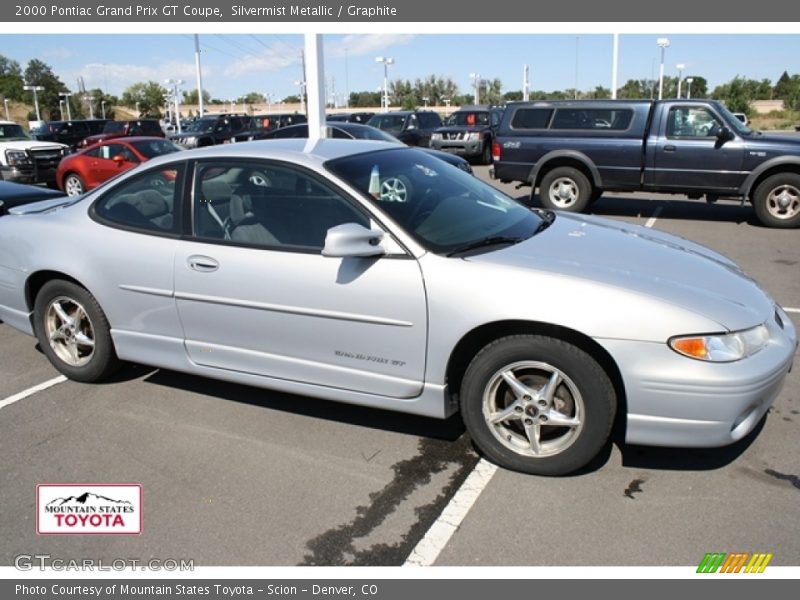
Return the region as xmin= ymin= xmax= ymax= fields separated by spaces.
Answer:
xmin=44 ymin=296 xmax=96 ymax=367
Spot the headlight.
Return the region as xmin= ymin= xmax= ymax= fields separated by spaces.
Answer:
xmin=669 ymin=324 xmax=770 ymax=362
xmin=5 ymin=149 xmax=30 ymax=165
xmin=465 ymin=132 xmax=480 ymax=142
xmin=430 ymin=133 xmax=442 ymax=141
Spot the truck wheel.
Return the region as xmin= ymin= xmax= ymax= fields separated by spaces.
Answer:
xmin=753 ymin=173 xmax=800 ymax=228
xmin=460 ymin=335 xmax=616 ymax=476
xmin=539 ymin=167 xmax=593 ymax=212
xmin=481 ymin=140 xmax=492 ymax=165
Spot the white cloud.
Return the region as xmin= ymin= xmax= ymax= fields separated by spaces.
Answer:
xmin=41 ymin=47 xmax=80 ymax=60
xmin=70 ymin=60 xmax=205 ymax=94
xmin=327 ymin=34 xmax=416 ymax=58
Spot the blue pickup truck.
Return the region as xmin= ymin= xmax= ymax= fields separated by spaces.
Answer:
xmin=492 ymin=99 xmax=800 ymax=228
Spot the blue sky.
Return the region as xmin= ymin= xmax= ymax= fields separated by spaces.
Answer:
xmin=2 ymin=34 xmax=799 ymax=103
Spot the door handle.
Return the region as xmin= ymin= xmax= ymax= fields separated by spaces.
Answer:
xmin=664 ymin=145 xmax=676 ymax=152
xmin=187 ymin=255 xmax=219 ymax=273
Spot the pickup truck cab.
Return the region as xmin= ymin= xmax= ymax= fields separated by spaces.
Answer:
xmin=493 ymin=99 xmax=800 ymax=228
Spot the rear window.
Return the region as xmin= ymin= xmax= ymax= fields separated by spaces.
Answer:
xmin=510 ymin=109 xmax=553 ymax=129
xmin=551 ymin=109 xmax=632 ymax=130
xmin=137 ymin=121 xmax=163 ymax=135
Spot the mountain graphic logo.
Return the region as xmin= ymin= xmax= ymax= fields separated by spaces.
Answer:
xmin=46 ymin=492 xmax=133 ymax=507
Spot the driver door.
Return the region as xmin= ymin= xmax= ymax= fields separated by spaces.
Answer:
xmin=173 ymin=159 xmax=429 ymax=398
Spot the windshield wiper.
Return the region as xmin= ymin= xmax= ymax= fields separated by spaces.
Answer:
xmin=446 ymin=235 xmax=523 ymax=257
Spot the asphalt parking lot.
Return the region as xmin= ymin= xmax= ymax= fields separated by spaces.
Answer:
xmin=1 ymin=164 xmax=798 ymax=568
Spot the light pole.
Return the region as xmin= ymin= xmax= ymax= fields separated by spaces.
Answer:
xmin=84 ymin=94 xmax=95 ymax=119
xmin=443 ymin=97 xmax=451 ymax=116
xmin=3 ymin=97 xmax=9 ymax=120
xmin=101 ymin=100 xmax=107 ymax=119
xmin=59 ymin=92 xmax=73 ymax=120
xmin=294 ymin=80 xmax=306 ymax=113
xmin=422 ymin=96 xmax=429 ymax=109
xmin=264 ymin=92 xmax=271 ymax=113
xmin=164 ymin=79 xmax=184 ymax=133
xmin=375 ymin=57 xmax=394 ymax=111
xmin=676 ymin=63 xmax=685 ymax=98
xmin=469 ymin=72 xmax=481 ymax=104
xmin=59 ymin=99 xmax=65 ymax=120
xmin=686 ymin=77 xmax=694 ymax=100
xmin=657 ymin=37 xmax=670 ymax=100
xmin=135 ymin=101 xmax=140 ymax=117
xmin=24 ymin=84 xmax=45 ymax=121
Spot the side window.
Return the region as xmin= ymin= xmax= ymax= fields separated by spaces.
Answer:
xmin=101 ymin=143 xmax=126 ymax=160
xmin=667 ymin=107 xmax=722 ymax=138
xmin=510 ymin=108 xmax=553 ymax=129
xmin=85 ymin=147 xmax=101 ymax=158
xmin=93 ymin=165 xmax=182 ymax=234
xmin=491 ymin=111 xmax=501 ymax=127
xmin=192 ymin=161 xmax=368 ymax=251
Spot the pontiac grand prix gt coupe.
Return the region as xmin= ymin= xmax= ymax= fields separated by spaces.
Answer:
xmin=0 ymin=139 xmax=795 ymax=475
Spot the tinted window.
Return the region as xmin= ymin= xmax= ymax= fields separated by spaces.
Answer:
xmin=104 ymin=122 xmax=125 ymax=134
xmin=94 ymin=166 xmax=182 ymax=233
xmin=129 ymin=139 xmax=182 ymax=159
xmin=510 ymin=108 xmax=553 ymax=129
xmin=551 ymin=109 xmax=632 ymax=130
xmin=192 ymin=161 xmax=367 ymax=251
xmin=137 ymin=121 xmax=163 ymax=135
xmin=445 ymin=112 xmax=491 ymax=127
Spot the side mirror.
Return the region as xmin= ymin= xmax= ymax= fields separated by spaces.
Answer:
xmin=716 ymin=126 xmax=734 ymax=143
xmin=112 ymin=154 xmax=126 ymax=164
xmin=405 ymin=123 xmax=417 ymax=131
xmin=322 ymin=223 xmax=385 ymax=258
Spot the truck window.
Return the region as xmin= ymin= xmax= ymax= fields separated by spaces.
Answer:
xmin=666 ymin=106 xmax=722 ymax=138
xmin=510 ymin=109 xmax=553 ymax=129
xmin=552 ymin=109 xmax=632 ymax=130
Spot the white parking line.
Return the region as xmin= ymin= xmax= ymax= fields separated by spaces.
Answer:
xmin=644 ymin=205 xmax=663 ymax=228
xmin=404 ymin=458 xmax=498 ymax=566
xmin=0 ymin=375 xmax=67 ymax=411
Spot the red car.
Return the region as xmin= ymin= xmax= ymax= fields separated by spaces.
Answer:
xmin=56 ymin=137 xmax=182 ymax=196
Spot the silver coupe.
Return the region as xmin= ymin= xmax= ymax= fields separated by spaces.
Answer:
xmin=0 ymin=139 xmax=795 ymax=475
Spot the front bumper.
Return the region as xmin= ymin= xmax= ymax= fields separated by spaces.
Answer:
xmin=1 ymin=164 xmax=56 ymax=185
xmin=430 ymin=141 xmax=483 ymax=158
xmin=599 ymin=309 xmax=797 ymax=448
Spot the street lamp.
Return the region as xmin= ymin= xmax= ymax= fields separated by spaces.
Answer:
xmin=3 ymin=97 xmax=9 ymax=120
xmin=84 ymin=94 xmax=95 ymax=119
xmin=442 ymin=97 xmax=451 ymax=116
xmin=294 ymin=80 xmax=307 ymax=114
xmin=24 ymin=84 xmax=45 ymax=121
xmin=375 ymin=57 xmax=394 ymax=111
xmin=676 ymin=63 xmax=686 ymax=98
xmin=656 ymin=38 xmax=670 ymax=101
xmin=135 ymin=101 xmax=140 ymax=117
xmin=101 ymin=100 xmax=107 ymax=119
xmin=264 ymin=92 xmax=271 ymax=113
xmin=59 ymin=91 xmax=73 ymax=120
xmin=422 ymin=96 xmax=429 ymax=109
xmin=59 ymin=99 xmax=65 ymax=120
xmin=164 ymin=79 xmax=184 ymax=133
xmin=686 ymin=77 xmax=694 ymax=100
xmin=469 ymin=72 xmax=481 ymax=104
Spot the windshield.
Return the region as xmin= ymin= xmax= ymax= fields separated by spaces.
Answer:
xmin=366 ymin=114 xmax=406 ymax=134
xmin=344 ymin=125 xmax=401 ymax=143
xmin=445 ymin=112 xmax=490 ymax=127
xmin=0 ymin=123 xmax=30 ymax=141
xmin=717 ymin=104 xmax=753 ymax=135
xmin=130 ymin=139 xmax=183 ymax=159
xmin=185 ymin=118 xmax=216 ymax=133
xmin=326 ymin=148 xmax=544 ymax=255
xmin=103 ymin=122 xmax=125 ymax=134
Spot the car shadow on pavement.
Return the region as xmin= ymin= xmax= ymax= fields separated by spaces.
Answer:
xmin=143 ymin=368 xmax=466 ymax=442
xmin=615 ymin=415 xmax=765 ymax=471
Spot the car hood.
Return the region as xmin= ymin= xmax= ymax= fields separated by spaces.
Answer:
xmin=0 ymin=140 xmax=67 ymax=151
xmin=744 ymin=132 xmax=800 ymax=153
xmin=468 ymin=212 xmax=774 ymax=332
xmin=436 ymin=126 xmax=487 ymax=133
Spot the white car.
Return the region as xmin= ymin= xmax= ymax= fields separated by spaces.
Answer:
xmin=0 ymin=120 xmax=68 ymax=186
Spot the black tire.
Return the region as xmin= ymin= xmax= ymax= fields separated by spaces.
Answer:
xmin=34 ymin=280 xmax=120 ymax=382
xmin=460 ymin=335 xmax=616 ymax=476
xmin=590 ymin=187 xmax=604 ymax=205
xmin=481 ymin=139 xmax=492 ymax=165
xmin=63 ymin=173 xmax=85 ymax=197
xmin=538 ymin=166 xmax=593 ymax=213
xmin=752 ymin=173 xmax=800 ymax=228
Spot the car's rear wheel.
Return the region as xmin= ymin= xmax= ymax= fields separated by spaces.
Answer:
xmin=538 ymin=167 xmax=593 ymax=212
xmin=34 ymin=280 xmax=120 ymax=382
xmin=460 ymin=335 xmax=616 ymax=476
xmin=752 ymin=173 xmax=800 ymax=228
xmin=481 ymin=140 xmax=492 ymax=165
xmin=64 ymin=173 xmax=85 ymax=197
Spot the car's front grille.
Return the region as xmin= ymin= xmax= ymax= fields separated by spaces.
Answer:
xmin=446 ymin=132 xmax=465 ymax=141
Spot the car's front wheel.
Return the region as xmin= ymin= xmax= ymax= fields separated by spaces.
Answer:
xmin=63 ymin=173 xmax=85 ymax=197
xmin=34 ymin=280 xmax=120 ymax=382
xmin=460 ymin=335 xmax=616 ymax=476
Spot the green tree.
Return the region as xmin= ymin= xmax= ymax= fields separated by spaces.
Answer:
xmin=282 ymin=94 xmax=300 ymax=104
xmin=183 ymin=88 xmax=211 ymax=105
xmin=23 ymin=59 xmax=69 ymax=120
xmin=0 ymin=54 xmax=25 ymax=101
xmin=237 ymin=91 xmax=265 ymax=105
xmin=503 ymin=90 xmax=523 ymax=102
xmin=348 ymin=91 xmax=381 ymax=107
xmin=121 ymin=81 xmax=166 ymax=118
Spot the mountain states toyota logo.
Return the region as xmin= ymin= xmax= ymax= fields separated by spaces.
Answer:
xmin=36 ymin=484 xmax=142 ymax=535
